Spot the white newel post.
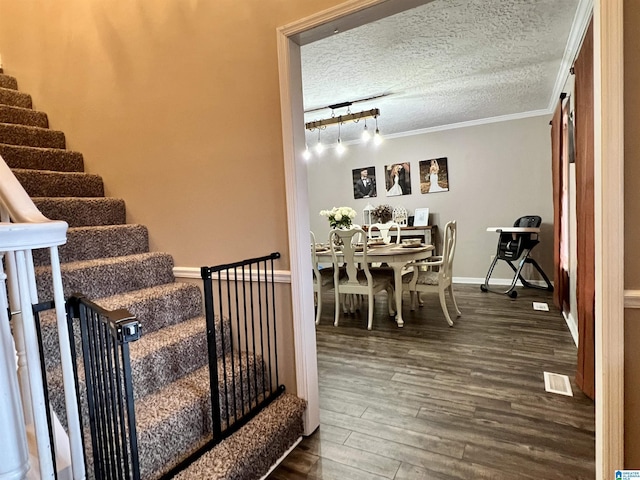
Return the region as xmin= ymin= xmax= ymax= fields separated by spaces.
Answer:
xmin=0 ymin=221 xmax=84 ymax=480
xmin=0 ymin=253 xmax=30 ymax=480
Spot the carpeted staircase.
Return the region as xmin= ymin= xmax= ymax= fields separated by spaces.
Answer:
xmin=0 ymin=70 xmax=305 ymax=480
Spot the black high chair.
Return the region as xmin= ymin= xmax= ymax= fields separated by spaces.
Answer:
xmin=480 ymin=215 xmax=554 ymax=298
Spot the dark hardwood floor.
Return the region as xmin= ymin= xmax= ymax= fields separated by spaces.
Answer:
xmin=268 ymin=284 xmax=595 ymax=479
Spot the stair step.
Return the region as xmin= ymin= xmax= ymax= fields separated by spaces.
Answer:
xmin=94 ymin=282 xmax=203 ymax=335
xmin=0 ymin=86 xmax=31 ymax=108
xmin=32 ymin=224 xmax=149 ymax=267
xmin=134 ymin=357 xmax=271 ymax=480
xmin=42 ymin=314 xmax=217 ymax=401
xmin=0 ymin=105 xmax=48 ymax=128
xmin=0 ymin=122 xmax=65 ymax=149
xmin=0 ymin=74 xmax=18 ymax=90
xmin=33 ymin=197 xmax=126 ymax=226
xmin=0 ymin=143 xmax=84 ymax=172
xmin=173 ymin=392 xmax=305 ymax=480
xmin=38 ymin=283 xmax=205 ymax=368
xmin=129 ymin=316 xmax=211 ymax=400
xmin=13 ymin=168 xmax=104 ymax=197
xmin=35 ymin=252 xmax=175 ymax=302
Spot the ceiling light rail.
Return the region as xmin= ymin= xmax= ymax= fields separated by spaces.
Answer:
xmin=305 ymin=108 xmax=380 ymax=131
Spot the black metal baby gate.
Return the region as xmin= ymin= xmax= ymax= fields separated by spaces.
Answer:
xmin=29 ymin=295 xmax=141 ymax=480
xmin=201 ymin=251 xmax=285 ymax=438
xmin=163 ymin=252 xmax=285 ymax=478
xmin=66 ymin=295 xmax=142 ymax=480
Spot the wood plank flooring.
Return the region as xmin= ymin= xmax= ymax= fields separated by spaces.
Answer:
xmin=268 ymin=284 xmax=595 ymax=480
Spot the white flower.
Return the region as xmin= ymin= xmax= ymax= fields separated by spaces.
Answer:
xmin=320 ymin=206 xmax=356 ymax=228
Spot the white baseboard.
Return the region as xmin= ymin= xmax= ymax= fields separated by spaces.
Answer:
xmin=173 ymin=269 xmax=549 ymax=289
xmin=624 ymin=289 xmax=640 ymax=308
xmin=563 ymin=311 xmax=579 ymax=347
xmin=452 ymin=276 xmax=553 ymax=287
xmin=173 ymin=267 xmax=292 ymax=284
xmin=453 ymin=276 xmax=493 ymax=285
xmin=258 ymin=436 xmax=302 ymax=480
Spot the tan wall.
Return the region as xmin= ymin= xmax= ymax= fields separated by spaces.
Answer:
xmin=0 ymin=0 xmax=345 ymax=395
xmin=0 ymin=0 xmax=345 ymax=267
xmin=625 ymin=0 xmax=640 ymax=467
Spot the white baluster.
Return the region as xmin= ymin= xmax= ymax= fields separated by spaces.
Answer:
xmin=14 ymin=249 xmax=55 ymax=479
xmin=3 ymin=249 xmax=33 ymax=426
xmin=49 ymin=247 xmax=85 ymax=480
xmin=0 ymin=253 xmax=30 ymax=480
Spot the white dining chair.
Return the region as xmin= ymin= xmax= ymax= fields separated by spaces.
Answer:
xmin=311 ymin=231 xmax=339 ymax=325
xmin=329 ymin=227 xmax=395 ymax=330
xmin=402 ymin=220 xmax=461 ymax=326
xmin=368 ymin=222 xmax=401 ymax=244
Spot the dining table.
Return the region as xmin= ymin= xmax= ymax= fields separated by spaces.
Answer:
xmin=314 ymin=242 xmax=435 ymax=327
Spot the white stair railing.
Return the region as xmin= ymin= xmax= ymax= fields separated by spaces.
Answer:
xmin=0 ymin=155 xmax=85 ymax=480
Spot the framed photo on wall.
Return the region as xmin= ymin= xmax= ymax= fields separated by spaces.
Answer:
xmin=385 ymin=162 xmax=412 ymax=196
xmin=419 ymin=157 xmax=449 ymax=194
xmin=414 ymin=208 xmax=430 ymax=226
xmin=352 ymin=166 xmax=377 ymax=199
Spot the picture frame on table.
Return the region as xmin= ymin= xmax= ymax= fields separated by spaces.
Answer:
xmin=414 ymin=208 xmax=430 ymax=226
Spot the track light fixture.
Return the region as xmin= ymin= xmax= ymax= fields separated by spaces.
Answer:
xmin=305 ymin=107 xmax=380 ymax=131
xmin=304 ymin=103 xmax=382 ymax=155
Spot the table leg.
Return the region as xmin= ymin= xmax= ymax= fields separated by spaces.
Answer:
xmin=392 ymin=264 xmax=404 ymax=327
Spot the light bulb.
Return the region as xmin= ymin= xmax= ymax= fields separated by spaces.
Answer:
xmin=336 ymin=138 xmax=346 ymax=155
xmin=315 ymin=129 xmax=324 ymax=153
xmin=362 ymin=124 xmax=371 ymax=142
xmin=303 ymin=146 xmax=311 ymax=160
xmin=373 ymin=128 xmax=383 ymax=146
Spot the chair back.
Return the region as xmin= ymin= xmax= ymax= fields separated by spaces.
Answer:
xmin=513 ymin=215 xmax=541 ymax=228
xmin=368 ymin=222 xmax=401 ymax=244
xmin=510 ymin=215 xmax=541 ymax=252
xmin=310 ymin=231 xmax=321 ymax=287
xmin=330 ymin=227 xmax=371 ymax=285
xmin=441 ymin=221 xmax=457 ymax=281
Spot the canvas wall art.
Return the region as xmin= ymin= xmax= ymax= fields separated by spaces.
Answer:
xmin=385 ymin=162 xmax=411 ymax=197
xmin=352 ymin=166 xmax=377 ymax=199
xmin=419 ymin=157 xmax=449 ymax=194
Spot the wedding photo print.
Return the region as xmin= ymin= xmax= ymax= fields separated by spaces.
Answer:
xmin=352 ymin=166 xmax=377 ymax=199
xmin=419 ymin=157 xmax=449 ymax=194
xmin=385 ymin=162 xmax=412 ymax=197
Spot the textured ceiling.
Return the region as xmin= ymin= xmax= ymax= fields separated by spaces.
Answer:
xmin=301 ymin=0 xmax=581 ymax=146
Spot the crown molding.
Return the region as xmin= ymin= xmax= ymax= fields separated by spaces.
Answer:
xmin=547 ymin=0 xmax=594 ymax=110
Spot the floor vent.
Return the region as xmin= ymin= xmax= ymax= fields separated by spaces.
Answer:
xmin=543 ymin=371 xmax=573 ymax=396
xmin=532 ymin=302 xmax=549 ymax=311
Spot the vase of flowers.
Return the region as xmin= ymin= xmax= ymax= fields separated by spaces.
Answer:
xmin=320 ymin=206 xmax=357 ymax=230
xmin=371 ymin=204 xmax=393 ymax=224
